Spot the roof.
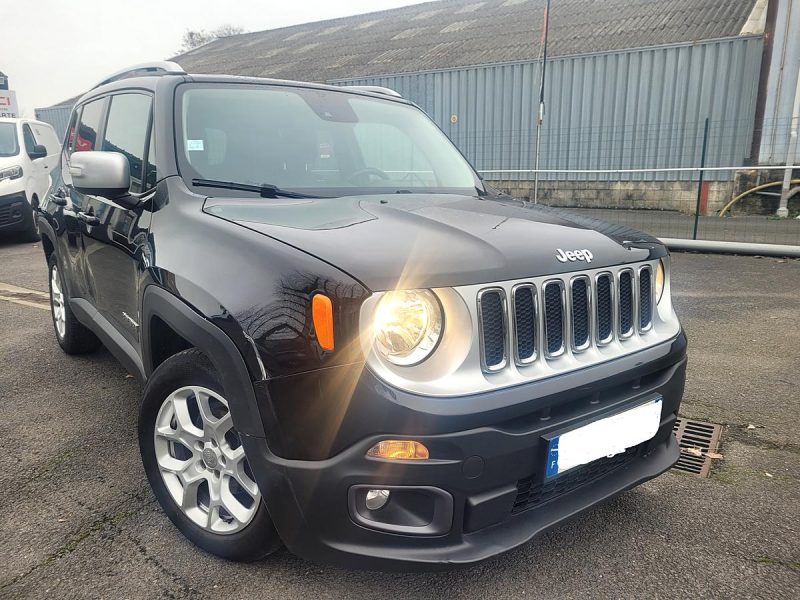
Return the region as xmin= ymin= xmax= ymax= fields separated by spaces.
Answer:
xmin=172 ymin=0 xmax=760 ymax=82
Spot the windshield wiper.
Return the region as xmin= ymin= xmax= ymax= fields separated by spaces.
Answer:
xmin=192 ymin=178 xmax=325 ymax=199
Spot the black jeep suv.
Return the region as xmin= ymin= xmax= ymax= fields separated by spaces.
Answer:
xmin=38 ymin=62 xmax=687 ymax=570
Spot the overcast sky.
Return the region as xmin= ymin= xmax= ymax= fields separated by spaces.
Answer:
xmin=1 ymin=0 xmax=429 ymax=116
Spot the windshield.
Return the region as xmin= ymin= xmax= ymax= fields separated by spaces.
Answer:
xmin=177 ymin=84 xmax=481 ymax=197
xmin=0 ymin=123 xmax=19 ymax=157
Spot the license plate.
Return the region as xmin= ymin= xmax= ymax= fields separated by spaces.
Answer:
xmin=545 ymin=398 xmax=662 ymax=478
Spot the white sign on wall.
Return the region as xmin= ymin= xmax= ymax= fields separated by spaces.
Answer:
xmin=0 ymin=90 xmax=19 ymax=118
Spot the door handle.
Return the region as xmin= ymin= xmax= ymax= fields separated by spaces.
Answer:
xmin=77 ymin=212 xmax=100 ymax=226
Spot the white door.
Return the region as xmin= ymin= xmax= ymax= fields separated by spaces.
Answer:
xmin=21 ymin=122 xmax=57 ymax=203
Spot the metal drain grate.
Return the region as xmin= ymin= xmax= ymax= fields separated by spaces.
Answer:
xmin=672 ymin=417 xmax=723 ymax=477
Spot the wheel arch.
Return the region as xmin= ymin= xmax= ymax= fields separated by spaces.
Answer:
xmin=141 ymin=285 xmax=266 ymax=438
xmin=40 ymin=226 xmax=55 ymax=261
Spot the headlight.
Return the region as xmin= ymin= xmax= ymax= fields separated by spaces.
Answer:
xmin=655 ymin=258 xmax=666 ymax=303
xmin=373 ymin=289 xmax=443 ymax=366
xmin=0 ymin=165 xmax=23 ymax=182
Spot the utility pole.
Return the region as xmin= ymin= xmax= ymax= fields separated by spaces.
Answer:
xmin=533 ymin=0 xmax=551 ymax=204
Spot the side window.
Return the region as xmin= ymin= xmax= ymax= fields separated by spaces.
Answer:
xmin=22 ymin=124 xmax=36 ymax=155
xmin=102 ymin=94 xmax=152 ymax=194
xmin=73 ymin=99 xmax=105 ymax=154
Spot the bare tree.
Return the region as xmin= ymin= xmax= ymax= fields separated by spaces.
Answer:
xmin=180 ymin=25 xmax=244 ymax=52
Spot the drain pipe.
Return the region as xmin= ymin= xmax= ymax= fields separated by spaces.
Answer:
xmin=660 ymin=238 xmax=800 ymax=258
xmin=777 ymin=59 xmax=800 ymax=218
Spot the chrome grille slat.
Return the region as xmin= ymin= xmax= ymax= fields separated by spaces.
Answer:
xmin=570 ymin=276 xmax=591 ymax=351
xmin=511 ymin=284 xmax=537 ymax=365
xmin=638 ymin=265 xmax=653 ymax=332
xmin=617 ymin=269 xmax=634 ymax=339
xmin=543 ymin=280 xmax=566 ymax=358
xmin=595 ymin=272 xmax=614 ymax=345
xmin=477 ymin=288 xmax=508 ymax=372
xmin=477 ymin=261 xmax=661 ymax=374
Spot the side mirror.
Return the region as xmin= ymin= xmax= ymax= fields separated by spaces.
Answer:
xmin=69 ymin=151 xmax=133 ymax=204
xmin=29 ymin=144 xmax=48 ymax=160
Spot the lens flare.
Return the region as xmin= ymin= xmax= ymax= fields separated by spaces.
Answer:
xmin=373 ymin=290 xmax=442 ymax=366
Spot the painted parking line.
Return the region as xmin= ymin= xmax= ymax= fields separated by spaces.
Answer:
xmin=0 ymin=282 xmax=50 ymax=311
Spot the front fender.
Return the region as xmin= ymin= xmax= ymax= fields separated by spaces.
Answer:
xmin=140 ymin=285 xmax=267 ymax=439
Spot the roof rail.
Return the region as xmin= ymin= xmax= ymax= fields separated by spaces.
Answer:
xmin=342 ymin=85 xmax=403 ymax=98
xmin=92 ymin=61 xmax=186 ymax=90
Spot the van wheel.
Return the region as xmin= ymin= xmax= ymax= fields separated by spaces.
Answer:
xmin=138 ymin=349 xmax=282 ymax=562
xmin=24 ymin=199 xmax=40 ymax=242
xmin=48 ymin=254 xmax=101 ymax=354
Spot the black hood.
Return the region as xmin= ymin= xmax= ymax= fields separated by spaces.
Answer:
xmin=204 ymin=194 xmax=663 ymax=291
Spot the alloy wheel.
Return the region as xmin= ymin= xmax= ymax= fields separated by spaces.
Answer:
xmin=50 ymin=265 xmax=66 ymax=339
xmin=153 ymin=386 xmax=261 ymax=534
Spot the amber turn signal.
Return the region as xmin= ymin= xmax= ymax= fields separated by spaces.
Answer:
xmin=312 ymin=294 xmax=334 ymax=351
xmin=367 ymin=440 xmax=430 ymax=460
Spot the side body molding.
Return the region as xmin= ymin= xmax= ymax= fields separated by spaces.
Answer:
xmin=140 ymin=285 xmax=267 ymax=439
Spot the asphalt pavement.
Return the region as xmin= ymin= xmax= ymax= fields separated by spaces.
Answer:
xmin=0 ymin=238 xmax=798 ymax=599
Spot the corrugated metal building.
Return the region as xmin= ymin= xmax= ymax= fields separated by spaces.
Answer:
xmin=36 ymin=0 xmax=795 ymax=194
xmin=331 ymin=36 xmax=764 ymax=182
xmin=173 ymin=0 xmax=767 ymax=183
xmin=34 ymin=101 xmax=73 ymax=140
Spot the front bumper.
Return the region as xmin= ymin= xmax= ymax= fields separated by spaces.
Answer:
xmin=242 ymin=331 xmax=687 ymax=570
xmin=0 ymin=191 xmax=32 ymax=233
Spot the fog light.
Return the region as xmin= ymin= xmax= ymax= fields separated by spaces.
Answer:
xmin=365 ymin=489 xmax=390 ymax=510
xmin=367 ymin=440 xmax=429 ymax=460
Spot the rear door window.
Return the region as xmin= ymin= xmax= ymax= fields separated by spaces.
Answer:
xmin=101 ymin=93 xmax=152 ymax=193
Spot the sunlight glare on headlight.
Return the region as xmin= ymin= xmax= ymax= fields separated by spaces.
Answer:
xmin=373 ymin=289 xmax=442 ymax=366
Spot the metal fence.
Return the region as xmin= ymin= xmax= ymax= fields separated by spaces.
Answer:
xmin=470 ymin=116 xmax=799 ymax=179
xmin=482 ymin=165 xmax=800 ymax=249
xmin=478 ymin=119 xmax=800 ymax=248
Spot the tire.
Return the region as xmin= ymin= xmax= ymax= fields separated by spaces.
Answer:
xmin=47 ymin=254 xmax=101 ymax=354
xmin=138 ymin=349 xmax=281 ymax=562
xmin=23 ymin=199 xmax=40 ymax=242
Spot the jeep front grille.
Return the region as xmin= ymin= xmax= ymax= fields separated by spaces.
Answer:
xmin=478 ymin=262 xmax=658 ymax=374
xmin=570 ymin=276 xmax=591 ymax=351
xmin=639 ymin=266 xmax=653 ymax=331
xmin=543 ymin=281 xmax=565 ymax=357
xmin=595 ymin=273 xmax=613 ymax=344
xmin=477 ymin=288 xmax=507 ymax=371
xmin=511 ymin=284 xmax=537 ymax=364
xmin=618 ymin=269 xmax=634 ymax=337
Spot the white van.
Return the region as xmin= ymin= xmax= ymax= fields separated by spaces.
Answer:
xmin=0 ymin=117 xmax=60 ymax=240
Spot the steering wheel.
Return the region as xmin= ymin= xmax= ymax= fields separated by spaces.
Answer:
xmin=347 ymin=167 xmax=390 ymax=185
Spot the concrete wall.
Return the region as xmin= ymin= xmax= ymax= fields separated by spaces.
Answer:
xmin=489 ymin=167 xmax=800 ymax=216
xmin=487 ymin=179 xmax=735 ymax=214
